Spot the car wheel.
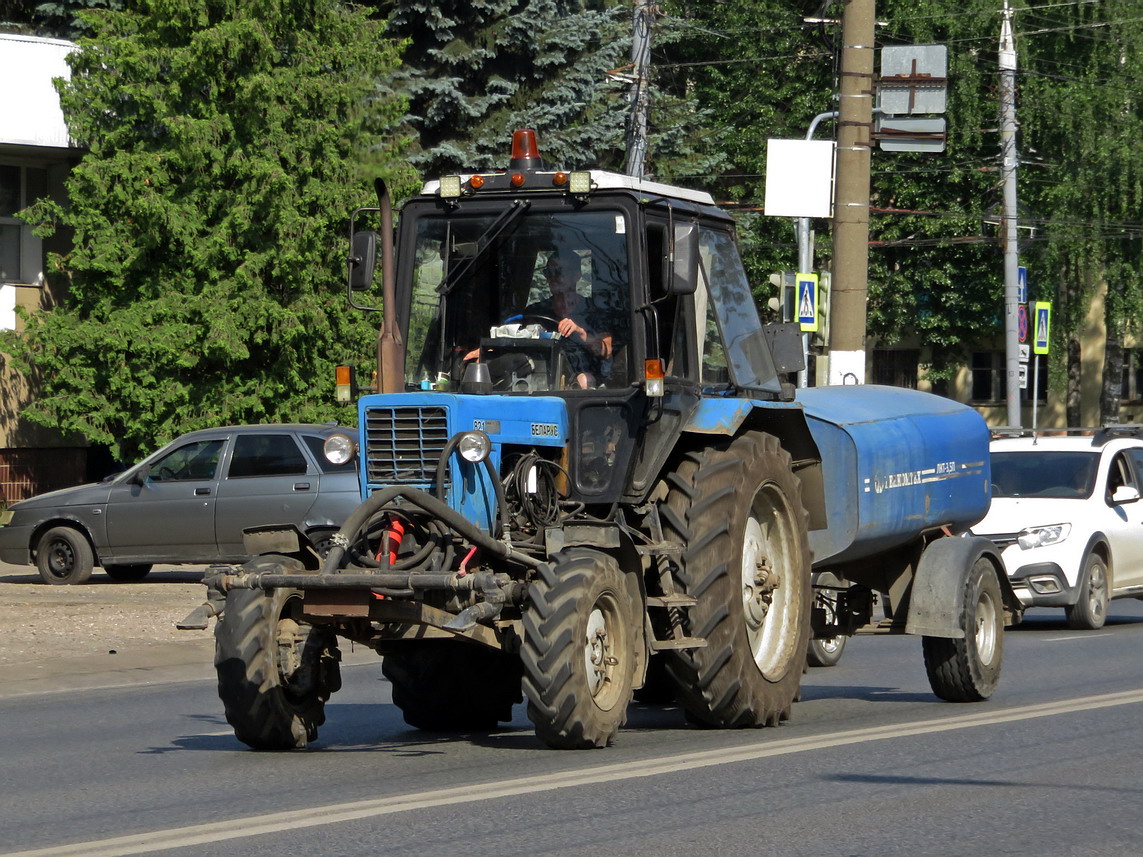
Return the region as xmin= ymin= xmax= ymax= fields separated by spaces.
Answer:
xmin=35 ymin=527 xmax=94 ymax=585
xmin=103 ymin=563 xmax=154 ymax=582
xmin=1065 ymin=553 xmax=1109 ymax=630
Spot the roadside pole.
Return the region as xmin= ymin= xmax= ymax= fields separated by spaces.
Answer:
xmin=829 ymin=0 xmax=876 ymax=385
xmin=1000 ymin=0 xmax=1022 ymax=426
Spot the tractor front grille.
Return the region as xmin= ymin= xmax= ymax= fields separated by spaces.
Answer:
xmin=363 ymin=405 xmax=450 ymax=487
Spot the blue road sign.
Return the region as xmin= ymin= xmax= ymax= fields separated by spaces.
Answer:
xmin=1034 ymin=301 xmax=1051 ymax=355
xmin=797 ymin=273 xmax=818 ymax=332
xmin=1017 ymin=266 xmax=1028 ymax=304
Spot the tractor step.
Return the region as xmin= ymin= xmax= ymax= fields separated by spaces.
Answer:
xmin=649 ymin=636 xmax=707 ymax=651
xmin=645 ymin=593 xmax=698 ymax=608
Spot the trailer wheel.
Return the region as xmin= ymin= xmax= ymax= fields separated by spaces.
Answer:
xmin=660 ymin=432 xmax=811 ymax=728
xmin=215 ymin=579 xmax=341 ymax=750
xmin=103 ymin=563 xmax=153 ymax=582
xmin=807 ymin=571 xmax=847 ymax=668
xmin=382 ymin=642 xmax=522 ymax=731
xmin=1064 ymin=553 xmax=1109 ymax=630
xmin=522 ymin=548 xmax=636 ymax=748
xmin=35 ymin=526 xmax=94 ymax=585
xmin=922 ymin=557 xmax=1003 ymax=702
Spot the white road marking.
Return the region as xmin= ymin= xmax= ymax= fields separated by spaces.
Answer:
xmin=1041 ymin=633 xmax=1113 ymax=642
xmin=7 ymin=688 xmax=1143 ymax=857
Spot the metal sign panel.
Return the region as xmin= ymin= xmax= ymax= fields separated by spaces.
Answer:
xmin=1017 ymin=266 xmax=1028 ymax=303
xmin=764 ymin=139 xmax=835 ymax=218
xmin=875 ymin=116 xmax=946 ymax=152
xmin=797 ymin=273 xmax=818 ymax=332
xmin=879 ymin=44 xmax=948 ymax=115
xmin=1034 ymin=301 xmax=1051 ymax=355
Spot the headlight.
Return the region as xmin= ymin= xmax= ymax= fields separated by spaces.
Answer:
xmin=1017 ymin=523 xmax=1071 ymax=550
xmin=458 ymin=431 xmax=492 ymax=463
xmin=323 ymin=432 xmax=357 ymax=466
xmin=0 ymin=509 xmax=13 ymax=527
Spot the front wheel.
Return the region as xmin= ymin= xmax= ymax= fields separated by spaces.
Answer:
xmin=807 ymin=571 xmax=848 ymax=668
xmin=214 ymin=568 xmax=341 ymax=750
xmin=522 ymin=548 xmax=637 ymax=748
xmin=922 ymin=557 xmax=1004 ymax=702
xmin=660 ymin=432 xmax=811 ymax=728
xmin=1064 ymin=553 xmax=1109 ymax=630
xmin=35 ymin=527 xmax=94 ymax=585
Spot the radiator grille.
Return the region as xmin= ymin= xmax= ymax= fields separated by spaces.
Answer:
xmin=364 ymin=405 xmax=450 ymax=486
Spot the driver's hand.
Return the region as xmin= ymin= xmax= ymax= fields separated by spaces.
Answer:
xmin=557 ymin=317 xmax=585 ymax=341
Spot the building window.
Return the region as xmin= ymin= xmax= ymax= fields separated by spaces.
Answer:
xmin=1123 ymin=349 xmax=1143 ymax=403
xmin=0 ymin=164 xmax=46 ymax=286
xmin=973 ymin=350 xmax=1047 ymax=404
xmin=872 ymin=349 xmax=918 ymax=389
xmin=971 ymin=351 xmax=1002 ymax=402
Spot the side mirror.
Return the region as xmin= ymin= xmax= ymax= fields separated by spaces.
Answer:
xmin=127 ymin=464 xmax=151 ymax=486
xmin=349 ymin=231 xmax=378 ymax=291
xmin=1112 ymin=485 xmax=1140 ymax=504
xmin=670 ymin=221 xmax=698 ymax=296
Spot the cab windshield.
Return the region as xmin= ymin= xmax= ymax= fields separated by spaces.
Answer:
xmin=404 ymin=208 xmax=631 ymax=393
xmin=990 ymin=450 xmax=1098 ymax=499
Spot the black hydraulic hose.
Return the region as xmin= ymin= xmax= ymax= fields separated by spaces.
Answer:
xmin=321 ymin=484 xmax=544 ymax=574
xmin=434 ymin=433 xmax=512 ymax=542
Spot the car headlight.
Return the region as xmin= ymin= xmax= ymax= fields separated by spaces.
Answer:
xmin=458 ymin=431 xmax=492 ymax=463
xmin=323 ymin=432 xmax=357 ymax=466
xmin=0 ymin=509 xmax=12 ymax=527
xmin=1017 ymin=523 xmax=1071 ymax=550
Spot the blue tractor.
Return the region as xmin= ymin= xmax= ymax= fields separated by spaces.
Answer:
xmin=183 ymin=131 xmax=1020 ymax=750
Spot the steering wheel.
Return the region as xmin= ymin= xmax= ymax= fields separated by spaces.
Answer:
xmin=497 ymin=313 xmax=596 ymax=386
xmin=504 ymin=313 xmax=560 ymax=330
xmin=156 ymin=465 xmax=177 ymax=480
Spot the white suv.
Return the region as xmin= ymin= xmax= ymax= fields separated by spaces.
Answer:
xmin=969 ymin=428 xmax=1143 ymax=629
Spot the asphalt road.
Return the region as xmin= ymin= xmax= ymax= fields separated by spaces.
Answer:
xmin=2 ymin=600 xmax=1142 ymax=857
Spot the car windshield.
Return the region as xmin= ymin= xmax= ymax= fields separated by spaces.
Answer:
xmin=990 ymin=450 xmax=1098 ymax=499
xmin=404 ymin=208 xmax=631 ymax=392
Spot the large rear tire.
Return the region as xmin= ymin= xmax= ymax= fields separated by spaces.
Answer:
xmin=215 ymin=568 xmax=341 ymax=750
xmin=382 ymin=641 xmax=522 ymax=731
xmin=1064 ymin=553 xmax=1109 ymax=630
xmin=923 ymin=557 xmax=1003 ymax=702
xmin=522 ymin=548 xmax=637 ymax=749
xmin=35 ymin=527 xmax=94 ymax=585
xmin=660 ymin=432 xmax=811 ymax=728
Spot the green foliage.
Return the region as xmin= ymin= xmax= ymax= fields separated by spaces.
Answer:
xmin=3 ymin=0 xmax=416 ymax=461
xmin=381 ymin=0 xmax=632 ymax=176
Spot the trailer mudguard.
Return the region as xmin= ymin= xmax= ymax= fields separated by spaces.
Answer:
xmin=905 ymin=536 xmax=1017 ymax=638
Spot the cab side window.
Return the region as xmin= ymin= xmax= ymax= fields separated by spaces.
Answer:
xmin=228 ymin=435 xmax=309 ymax=478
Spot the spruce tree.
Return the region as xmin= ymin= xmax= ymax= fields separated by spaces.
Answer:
xmin=4 ymin=0 xmax=415 ymax=461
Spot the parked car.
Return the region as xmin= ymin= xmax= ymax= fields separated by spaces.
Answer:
xmin=0 ymin=424 xmax=360 ymax=584
xmin=969 ymin=427 xmax=1143 ymax=629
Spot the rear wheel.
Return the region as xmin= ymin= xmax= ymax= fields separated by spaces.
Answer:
xmin=807 ymin=572 xmax=847 ymax=668
xmin=923 ymin=557 xmax=1004 ymax=701
xmin=660 ymin=432 xmax=811 ymax=728
xmin=35 ymin=527 xmax=94 ymax=585
xmin=382 ymin=642 xmax=522 ymax=731
xmin=103 ymin=563 xmax=153 ymax=582
xmin=522 ymin=548 xmax=637 ymax=748
xmin=1064 ymin=553 xmax=1109 ymax=630
xmin=214 ymin=563 xmax=341 ymax=750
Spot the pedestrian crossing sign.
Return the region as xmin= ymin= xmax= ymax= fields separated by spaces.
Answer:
xmin=797 ymin=273 xmax=818 ymax=332
xmin=1033 ymin=301 xmax=1051 ymax=355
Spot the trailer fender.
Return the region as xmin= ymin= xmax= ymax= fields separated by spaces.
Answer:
xmin=905 ymin=537 xmax=1016 ymax=638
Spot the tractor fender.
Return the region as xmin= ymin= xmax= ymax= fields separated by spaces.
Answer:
xmin=905 ymin=536 xmax=1018 ymax=638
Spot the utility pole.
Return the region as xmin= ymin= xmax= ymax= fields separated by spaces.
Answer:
xmin=625 ymin=0 xmax=653 ymax=178
xmin=829 ymin=0 xmax=876 ymax=385
xmin=1000 ymin=0 xmax=1022 ymax=426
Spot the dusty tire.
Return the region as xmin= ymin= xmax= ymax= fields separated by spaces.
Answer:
xmin=807 ymin=572 xmax=847 ymax=668
xmin=923 ymin=557 xmax=1004 ymax=702
xmin=522 ymin=548 xmax=637 ymax=749
xmin=660 ymin=432 xmax=811 ymax=728
xmin=35 ymin=527 xmax=94 ymax=585
xmin=1065 ymin=553 xmax=1109 ymax=630
xmin=103 ymin=563 xmax=153 ymax=582
xmin=382 ymin=642 xmax=522 ymax=731
xmin=214 ymin=573 xmax=341 ymax=750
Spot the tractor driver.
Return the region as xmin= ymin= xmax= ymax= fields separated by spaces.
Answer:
xmin=527 ymin=252 xmax=614 ymax=388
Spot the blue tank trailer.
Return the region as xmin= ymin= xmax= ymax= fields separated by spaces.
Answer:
xmin=180 ymin=132 xmax=1021 ymax=751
